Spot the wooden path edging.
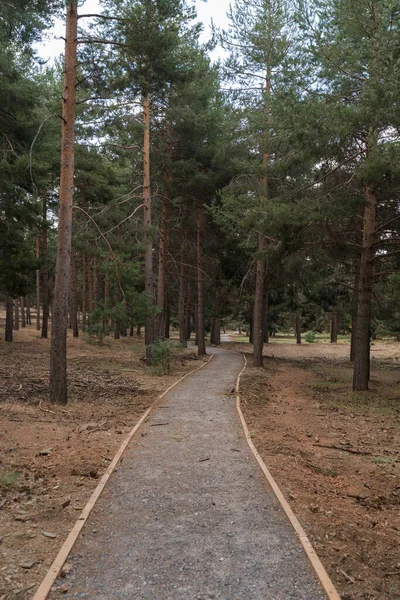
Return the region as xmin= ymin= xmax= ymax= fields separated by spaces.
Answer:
xmin=235 ymin=353 xmax=342 ymax=600
xmin=31 ymin=355 xmax=213 ymax=600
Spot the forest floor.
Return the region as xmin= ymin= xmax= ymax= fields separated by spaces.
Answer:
xmin=232 ymin=337 xmax=400 ymax=600
xmin=0 ymin=322 xmax=204 ymax=600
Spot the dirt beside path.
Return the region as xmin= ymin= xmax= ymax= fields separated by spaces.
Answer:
xmin=0 ymin=327 xmax=203 ymax=600
xmin=239 ymin=344 xmax=400 ymax=600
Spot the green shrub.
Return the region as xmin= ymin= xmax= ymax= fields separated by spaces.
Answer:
xmin=149 ymin=340 xmax=184 ymax=375
xmin=85 ymin=324 xmax=106 ymax=345
xmin=304 ymin=331 xmax=316 ymax=343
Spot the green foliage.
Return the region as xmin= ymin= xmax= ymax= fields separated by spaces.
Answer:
xmin=304 ymin=331 xmax=316 ymax=343
xmin=85 ymin=324 xmax=107 ymax=345
xmin=149 ymin=339 xmax=184 ymax=375
xmin=0 ymin=470 xmax=20 ymax=489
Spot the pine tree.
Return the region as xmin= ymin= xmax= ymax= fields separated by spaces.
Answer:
xmin=298 ymin=0 xmax=400 ymax=389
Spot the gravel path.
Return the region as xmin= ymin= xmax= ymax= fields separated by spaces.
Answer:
xmin=52 ymin=348 xmax=327 ymax=600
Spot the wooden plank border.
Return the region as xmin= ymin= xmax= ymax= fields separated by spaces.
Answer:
xmin=235 ymin=353 xmax=342 ymax=600
xmin=32 ymin=354 xmax=213 ymax=600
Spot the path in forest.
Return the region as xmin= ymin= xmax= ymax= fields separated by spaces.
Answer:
xmin=49 ymin=348 xmax=327 ymax=600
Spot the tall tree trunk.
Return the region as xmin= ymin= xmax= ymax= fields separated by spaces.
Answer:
xmin=136 ymin=325 xmax=141 ymax=337
xmin=156 ymin=192 xmax=168 ymax=340
xmin=143 ymin=90 xmax=155 ymax=363
xmin=41 ymin=191 xmax=49 ymax=339
xmin=253 ymin=40 xmax=271 ymax=367
xmin=186 ymin=283 xmax=192 ymax=341
xmin=156 ymin=117 xmax=172 ymax=340
xmin=263 ymin=282 xmax=270 ymax=344
xmin=296 ymin=313 xmax=302 ymax=344
xmin=330 ymin=308 xmax=338 ymax=344
xmin=82 ymin=256 xmax=87 ymax=332
xmin=5 ymin=297 xmax=13 ymax=342
xmin=93 ymin=257 xmax=98 ymax=308
xmin=88 ymin=258 xmax=93 ymax=318
xmin=14 ymin=298 xmax=19 ymax=331
xmin=20 ymin=297 xmax=26 ymax=328
xmin=49 ymin=0 xmax=78 ymax=404
xmin=197 ymin=200 xmax=206 ymax=356
xmin=353 ymin=185 xmax=376 ymax=391
xmin=104 ymin=271 xmax=110 ymax=334
xmin=249 ymin=303 xmax=254 ymax=344
xmin=178 ymin=243 xmax=187 ymax=346
xmin=26 ymin=296 xmax=31 ymax=325
xmin=210 ymin=317 xmax=221 ymax=346
xmin=350 ymin=266 xmax=360 ymax=361
xmin=36 ymin=236 xmax=40 ymax=331
xmin=164 ymin=305 xmax=170 ymax=339
xmin=70 ymin=252 xmax=79 ymax=338
xmin=253 ymin=239 xmax=265 ymax=366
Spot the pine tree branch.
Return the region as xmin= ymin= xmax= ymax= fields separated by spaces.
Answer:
xmin=78 ymin=14 xmax=130 ymax=22
xmin=293 ymin=151 xmax=364 ymax=197
xmin=373 ymin=250 xmax=400 ymax=262
xmin=28 ymin=113 xmax=64 ymax=194
xmin=375 ymin=214 xmax=400 ymax=233
xmin=372 ymin=270 xmax=400 ymax=279
xmin=95 ymin=204 xmax=145 ymax=240
xmin=77 ymin=38 xmax=128 ymax=48
xmin=73 ymin=206 xmax=125 ymax=301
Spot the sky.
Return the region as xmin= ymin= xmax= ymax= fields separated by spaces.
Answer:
xmin=36 ymin=0 xmax=231 ymax=62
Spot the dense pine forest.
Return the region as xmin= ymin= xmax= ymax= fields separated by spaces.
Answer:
xmin=1 ymin=0 xmax=400 ymax=403
xmin=1 ymin=3 xmax=400 ymax=600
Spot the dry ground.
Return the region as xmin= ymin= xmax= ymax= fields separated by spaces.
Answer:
xmin=0 ymin=321 xmax=204 ymax=600
xmin=233 ymin=338 xmax=400 ymax=600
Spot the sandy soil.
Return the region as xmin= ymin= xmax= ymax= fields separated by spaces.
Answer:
xmin=235 ymin=339 xmax=400 ymax=600
xmin=0 ymin=324 xmax=203 ymax=600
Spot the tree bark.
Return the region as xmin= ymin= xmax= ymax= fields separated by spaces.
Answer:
xmin=186 ymin=284 xmax=192 ymax=341
xmin=253 ymin=237 xmax=265 ymax=366
xmin=70 ymin=252 xmax=79 ymax=338
xmin=263 ymin=282 xmax=270 ymax=344
xmin=104 ymin=271 xmax=110 ymax=334
xmin=249 ymin=303 xmax=254 ymax=344
xmin=156 ymin=191 xmax=168 ymax=339
xmin=36 ymin=236 xmax=40 ymax=331
xmin=156 ymin=117 xmax=172 ymax=340
xmin=82 ymin=256 xmax=87 ymax=332
xmin=41 ymin=191 xmax=49 ymax=339
xmin=88 ymin=258 xmax=93 ymax=318
xmin=353 ymin=185 xmax=376 ymax=391
xmin=20 ymin=297 xmax=26 ymax=328
xmin=93 ymin=256 xmax=98 ymax=308
xmin=14 ymin=298 xmax=19 ymax=330
xmin=330 ymin=308 xmax=338 ymax=344
xmin=296 ymin=313 xmax=302 ymax=344
xmin=49 ymin=0 xmax=78 ymax=404
xmin=5 ymin=297 xmax=13 ymax=342
xmin=210 ymin=317 xmax=221 ymax=345
xmin=26 ymin=296 xmax=31 ymax=325
xmin=350 ymin=266 xmax=360 ymax=361
xmin=178 ymin=243 xmax=187 ymax=346
xmin=164 ymin=305 xmax=170 ymax=339
xmin=197 ymin=200 xmax=206 ymax=355
xmin=143 ymin=89 xmax=155 ymax=362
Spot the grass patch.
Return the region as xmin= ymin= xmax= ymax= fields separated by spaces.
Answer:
xmin=371 ymin=456 xmax=392 ymax=465
xmin=0 ymin=470 xmax=20 ymax=489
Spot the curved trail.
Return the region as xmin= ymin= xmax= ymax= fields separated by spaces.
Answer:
xmin=49 ymin=348 xmax=326 ymax=600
